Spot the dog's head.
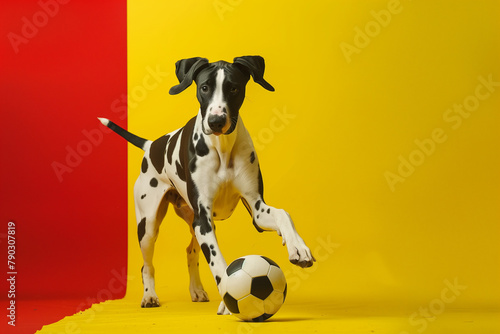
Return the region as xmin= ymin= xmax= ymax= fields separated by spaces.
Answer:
xmin=169 ymin=56 xmax=274 ymax=136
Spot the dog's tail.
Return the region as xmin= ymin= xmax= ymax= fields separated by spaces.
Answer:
xmin=98 ymin=117 xmax=149 ymax=150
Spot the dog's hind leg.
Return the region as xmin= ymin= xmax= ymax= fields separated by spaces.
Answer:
xmin=134 ymin=174 xmax=171 ymax=308
xmin=169 ymin=192 xmax=209 ymax=302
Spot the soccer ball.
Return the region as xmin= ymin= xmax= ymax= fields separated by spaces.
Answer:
xmin=219 ymin=255 xmax=287 ymax=321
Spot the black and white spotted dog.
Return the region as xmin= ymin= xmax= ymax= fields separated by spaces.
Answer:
xmin=99 ymin=56 xmax=315 ymax=314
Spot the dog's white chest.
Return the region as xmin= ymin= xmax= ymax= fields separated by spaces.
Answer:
xmin=212 ymin=181 xmax=240 ymax=220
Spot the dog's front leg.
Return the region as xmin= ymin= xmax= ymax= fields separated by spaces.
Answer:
xmin=190 ymin=195 xmax=230 ymax=314
xmin=244 ymin=196 xmax=316 ymax=268
xmin=237 ymin=164 xmax=316 ymax=268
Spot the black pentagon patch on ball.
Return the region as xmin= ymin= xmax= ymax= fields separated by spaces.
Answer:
xmin=261 ymin=256 xmax=279 ymax=268
xmin=252 ymin=313 xmax=273 ymax=322
xmin=223 ymin=293 xmax=239 ymax=314
xmin=226 ymin=258 xmax=245 ymax=276
xmin=251 ymin=276 xmax=274 ymax=300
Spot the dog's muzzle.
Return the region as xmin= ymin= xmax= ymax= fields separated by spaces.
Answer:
xmin=208 ymin=114 xmax=227 ymax=135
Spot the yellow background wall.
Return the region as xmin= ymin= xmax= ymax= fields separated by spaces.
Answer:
xmin=127 ymin=0 xmax=500 ymax=309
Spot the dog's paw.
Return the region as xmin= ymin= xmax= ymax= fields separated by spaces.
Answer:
xmin=190 ymin=287 xmax=209 ymax=302
xmin=287 ymin=238 xmax=316 ymax=268
xmin=217 ymin=301 xmax=231 ymax=315
xmin=141 ymin=292 xmax=160 ymax=308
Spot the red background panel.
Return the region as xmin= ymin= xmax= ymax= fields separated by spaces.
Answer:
xmin=0 ymin=1 xmax=127 ymax=332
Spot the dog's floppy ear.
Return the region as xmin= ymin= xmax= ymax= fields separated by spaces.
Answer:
xmin=169 ymin=57 xmax=209 ymax=95
xmin=233 ymin=56 xmax=275 ymax=91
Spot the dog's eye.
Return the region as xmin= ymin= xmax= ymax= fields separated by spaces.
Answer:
xmin=230 ymin=87 xmax=239 ymax=95
xmin=201 ymin=86 xmax=209 ymax=93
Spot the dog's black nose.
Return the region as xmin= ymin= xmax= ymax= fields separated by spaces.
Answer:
xmin=208 ymin=114 xmax=227 ymax=133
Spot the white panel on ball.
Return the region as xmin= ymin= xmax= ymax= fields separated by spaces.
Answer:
xmin=226 ymin=269 xmax=252 ymax=300
xmin=263 ymin=290 xmax=285 ymax=314
xmin=267 ymin=265 xmax=287 ymax=292
xmin=237 ymin=294 xmax=265 ymax=320
xmin=242 ymin=255 xmax=271 ymax=277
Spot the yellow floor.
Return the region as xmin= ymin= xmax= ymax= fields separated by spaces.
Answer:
xmin=37 ymin=296 xmax=499 ymax=334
